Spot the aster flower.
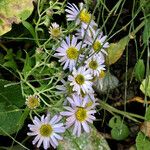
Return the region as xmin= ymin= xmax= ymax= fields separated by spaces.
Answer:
xmin=85 ymin=53 xmax=105 ymax=77
xmin=65 ymin=3 xmax=97 ymax=29
xmin=25 ymin=95 xmax=40 ymax=109
xmin=27 ymin=114 xmax=65 ymax=149
xmin=85 ymin=29 xmax=109 ymax=55
xmin=54 ymin=35 xmax=83 ymax=71
xmin=49 ymin=22 xmax=62 ymax=39
xmin=61 ymin=94 xmax=96 ymax=137
xmin=68 ymin=67 xmax=94 ymax=95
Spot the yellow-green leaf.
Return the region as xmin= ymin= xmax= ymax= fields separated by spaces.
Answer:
xmin=0 ymin=0 xmax=34 ymax=36
xmin=106 ymin=36 xmax=129 ymax=65
xmin=140 ymin=76 xmax=150 ymax=97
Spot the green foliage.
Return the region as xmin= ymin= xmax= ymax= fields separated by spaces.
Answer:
xmin=0 ymin=0 xmax=34 ymax=35
xmin=136 ymin=132 xmax=150 ymax=150
xmin=145 ymin=106 xmax=150 ymax=121
xmin=106 ymin=36 xmax=129 ymax=65
xmin=140 ymin=76 xmax=150 ymax=97
xmin=109 ymin=116 xmax=130 ymax=140
xmin=134 ymin=59 xmax=145 ymax=81
xmin=0 ymin=80 xmax=28 ymax=136
xmin=58 ymin=126 xmax=110 ymax=150
xmin=136 ymin=106 xmax=150 ymax=150
xmin=0 ymin=103 xmax=22 ymax=135
xmin=22 ymin=21 xmax=36 ymax=39
xmin=3 ymin=49 xmax=17 ymax=70
xmin=140 ymin=0 xmax=150 ymax=43
xmin=0 ymin=79 xmax=25 ymax=107
xmin=109 ymin=116 xmax=122 ymax=128
xmin=143 ymin=18 xmax=150 ymax=44
xmin=22 ymin=52 xmax=33 ymax=79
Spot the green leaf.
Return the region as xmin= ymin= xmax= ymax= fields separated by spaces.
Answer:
xmin=134 ymin=59 xmax=145 ymax=81
xmin=106 ymin=36 xmax=129 ymax=65
xmin=58 ymin=126 xmax=110 ymax=150
xmin=145 ymin=106 xmax=150 ymax=121
xmin=22 ymin=52 xmax=32 ymax=78
xmin=22 ymin=21 xmax=36 ymax=38
xmin=0 ymin=79 xmax=25 ymax=107
xmin=0 ymin=103 xmax=23 ymax=135
xmin=140 ymin=76 xmax=150 ymax=97
xmin=3 ymin=60 xmax=17 ymax=70
xmin=111 ymin=124 xmax=130 ymax=140
xmin=109 ymin=116 xmax=122 ymax=128
xmin=143 ymin=18 xmax=150 ymax=44
xmin=0 ymin=0 xmax=34 ymax=36
xmin=136 ymin=131 xmax=150 ymax=150
xmin=109 ymin=116 xmax=130 ymax=140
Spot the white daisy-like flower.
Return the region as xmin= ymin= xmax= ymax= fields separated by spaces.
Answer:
xmin=54 ymin=35 xmax=83 ymax=72
xmin=65 ymin=3 xmax=97 ymax=29
xmin=68 ymin=67 xmax=94 ymax=95
xmin=61 ymin=94 xmax=96 ymax=137
xmin=85 ymin=29 xmax=109 ymax=55
xmin=49 ymin=22 xmax=62 ymax=39
xmin=27 ymin=114 xmax=65 ymax=149
xmin=85 ymin=53 xmax=105 ymax=77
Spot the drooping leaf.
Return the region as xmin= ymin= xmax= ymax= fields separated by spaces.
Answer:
xmin=134 ymin=59 xmax=145 ymax=81
xmin=136 ymin=131 xmax=150 ymax=150
xmin=0 ymin=79 xmax=25 ymax=107
xmin=106 ymin=36 xmax=129 ymax=65
xmin=0 ymin=0 xmax=34 ymax=35
xmin=140 ymin=76 xmax=150 ymax=97
xmin=58 ymin=126 xmax=110 ymax=150
xmin=94 ymin=72 xmax=119 ymax=93
xmin=0 ymin=103 xmax=23 ymax=135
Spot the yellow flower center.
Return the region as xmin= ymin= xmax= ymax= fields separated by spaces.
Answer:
xmin=75 ymin=107 xmax=87 ymax=122
xmin=99 ymin=70 xmax=106 ymax=79
xmin=66 ymin=47 xmax=79 ymax=60
xmin=26 ymin=96 xmax=40 ymax=109
xmin=89 ymin=60 xmax=98 ymax=70
xmin=75 ymin=74 xmax=85 ymax=85
xmin=79 ymin=9 xmax=91 ymax=24
xmin=40 ymin=124 xmax=53 ymax=137
xmin=51 ymin=28 xmax=62 ymax=38
xmin=93 ymin=40 xmax=102 ymax=52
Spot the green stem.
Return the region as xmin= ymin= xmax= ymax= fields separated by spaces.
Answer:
xmin=100 ymin=100 xmax=145 ymax=122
